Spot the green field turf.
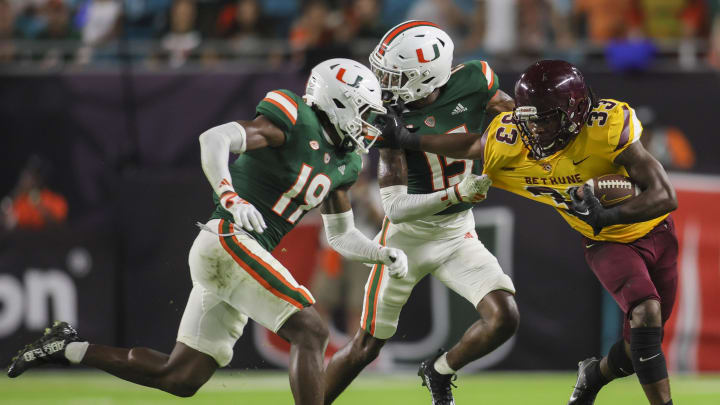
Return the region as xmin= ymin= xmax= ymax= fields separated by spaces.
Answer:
xmin=1 ymin=370 xmax=718 ymax=405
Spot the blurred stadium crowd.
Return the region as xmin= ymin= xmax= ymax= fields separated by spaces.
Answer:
xmin=2 ymin=0 xmax=720 ymax=71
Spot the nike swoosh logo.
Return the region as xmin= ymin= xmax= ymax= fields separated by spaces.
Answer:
xmin=500 ymin=166 xmax=516 ymax=171
xmin=573 ymin=156 xmax=590 ymax=165
xmin=600 ymin=194 xmax=632 ymax=205
xmin=640 ymin=353 xmax=661 ymax=362
xmin=586 ymin=243 xmax=596 ymax=248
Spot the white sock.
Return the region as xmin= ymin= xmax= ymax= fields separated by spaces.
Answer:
xmin=433 ymin=352 xmax=456 ymax=375
xmin=65 ymin=341 xmax=89 ymax=364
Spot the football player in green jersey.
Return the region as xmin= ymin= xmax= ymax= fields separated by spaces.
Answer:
xmin=324 ymin=21 xmax=519 ymax=405
xmin=7 ymin=59 xmax=410 ymax=405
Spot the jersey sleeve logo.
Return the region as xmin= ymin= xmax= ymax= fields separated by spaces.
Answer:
xmin=263 ymin=91 xmax=298 ymax=124
xmin=424 ymin=116 xmax=436 ymax=127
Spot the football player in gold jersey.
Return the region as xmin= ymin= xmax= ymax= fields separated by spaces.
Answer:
xmin=382 ymin=60 xmax=678 ymax=405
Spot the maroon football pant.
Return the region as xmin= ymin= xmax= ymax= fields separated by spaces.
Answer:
xmin=584 ymin=216 xmax=679 ymax=342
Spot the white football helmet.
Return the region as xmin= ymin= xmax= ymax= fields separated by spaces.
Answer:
xmin=304 ymin=58 xmax=386 ymax=154
xmin=369 ymin=20 xmax=454 ymax=103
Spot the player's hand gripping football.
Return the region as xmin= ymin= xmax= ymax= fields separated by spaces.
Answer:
xmin=377 ymin=99 xmax=421 ymax=150
xmin=221 ymin=192 xmax=267 ymax=234
xmin=454 ymin=174 xmax=492 ymax=203
xmin=379 ymin=247 xmax=408 ymax=279
xmin=569 ymin=184 xmax=620 ymax=236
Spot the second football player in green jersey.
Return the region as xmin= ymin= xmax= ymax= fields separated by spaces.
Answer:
xmin=323 ymin=21 xmax=518 ymax=405
xmin=401 ymin=59 xmax=503 ymax=214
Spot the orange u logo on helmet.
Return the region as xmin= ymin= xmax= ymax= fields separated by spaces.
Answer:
xmin=335 ymin=68 xmax=364 ymax=88
xmin=416 ymin=44 xmax=440 ymax=63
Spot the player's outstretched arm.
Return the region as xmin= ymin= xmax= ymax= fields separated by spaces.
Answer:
xmin=418 ymin=129 xmax=488 ymax=160
xmin=612 ymin=141 xmax=678 ymax=223
xmin=486 ymin=89 xmax=515 ymax=115
xmin=381 ymin=113 xmax=487 ymax=160
xmin=321 ymin=186 xmax=408 ymax=279
xmin=377 ymin=148 xmax=490 ymax=223
xmin=198 ymin=115 xmax=285 ymax=233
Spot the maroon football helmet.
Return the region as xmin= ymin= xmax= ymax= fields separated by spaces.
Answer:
xmin=513 ymin=60 xmax=593 ymax=159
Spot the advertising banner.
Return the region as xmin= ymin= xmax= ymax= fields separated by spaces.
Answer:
xmin=663 ymin=173 xmax=720 ymax=372
xmin=0 ymin=227 xmax=117 ymax=364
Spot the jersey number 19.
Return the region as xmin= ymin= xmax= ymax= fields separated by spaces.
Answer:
xmin=272 ymin=164 xmax=332 ymax=224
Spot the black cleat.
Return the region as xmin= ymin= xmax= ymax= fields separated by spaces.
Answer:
xmin=7 ymin=321 xmax=80 ymax=378
xmin=418 ymin=350 xmax=457 ymax=405
xmin=568 ymin=357 xmax=601 ymax=405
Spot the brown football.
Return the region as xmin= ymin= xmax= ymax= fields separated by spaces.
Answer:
xmin=577 ymin=174 xmax=639 ymax=208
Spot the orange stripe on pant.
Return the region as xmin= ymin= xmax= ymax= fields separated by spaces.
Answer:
xmin=362 ymin=217 xmax=391 ymax=335
xmin=217 ymin=220 xmax=312 ymax=309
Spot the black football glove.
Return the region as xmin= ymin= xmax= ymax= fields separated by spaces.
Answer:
xmin=568 ymin=184 xmax=621 ymax=236
xmin=377 ymin=100 xmax=420 ymax=150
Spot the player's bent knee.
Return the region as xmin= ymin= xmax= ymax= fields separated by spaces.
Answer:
xmin=487 ymin=296 xmax=520 ymax=340
xmin=501 ymin=309 xmax=520 ymax=340
xmin=630 ymin=299 xmax=662 ymax=328
xmin=304 ymin=312 xmax=330 ymax=344
xmin=629 ymin=326 xmax=668 ymax=385
xmin=305 ymin=321 xmax=330 ymax=350
xmin=284 ymin=309 xmax=329 ymax=350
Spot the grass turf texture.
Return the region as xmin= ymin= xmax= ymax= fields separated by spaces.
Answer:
xmin=1 ymin=371 xmax=718 ymax=404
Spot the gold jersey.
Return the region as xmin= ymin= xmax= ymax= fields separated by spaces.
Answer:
xmin=483 ymin=99 xmax=667 ymax=243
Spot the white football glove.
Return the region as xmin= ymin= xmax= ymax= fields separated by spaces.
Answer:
xmin=451 ymin=174 xmax=492 ymax=203
xmin=379 ymin=247 xmax=408 ymax=279
xmin=221 ymin=193 xmax=267 ymax=234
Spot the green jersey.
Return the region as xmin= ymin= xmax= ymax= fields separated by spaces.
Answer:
xmin=210 ymin=89 xmax=363 ymax=251
xmin=401 ymin=60 xmax=499 ymax=215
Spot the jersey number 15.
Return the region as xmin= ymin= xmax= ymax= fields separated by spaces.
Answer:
xmin=424 ymin=124 xmax=474 ymax=190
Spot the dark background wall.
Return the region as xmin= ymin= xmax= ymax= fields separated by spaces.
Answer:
xmin=2 ymin=70 xmax=719 ymax=213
